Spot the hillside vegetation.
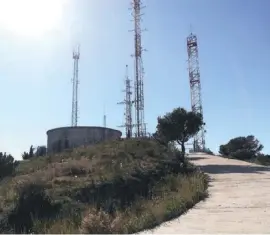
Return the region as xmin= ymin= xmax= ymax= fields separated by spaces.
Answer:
xmin=219 ymin=135 xmax=270 ymax=166
xmin=0 ymin=139 xmax=208 ymax=233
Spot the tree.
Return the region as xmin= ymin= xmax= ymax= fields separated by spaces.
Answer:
xmin=0 ymin=152 xmax=18 ymax=180
xmin=22 ymin=152 xmax=29 ymax=160
xmin=22 ymin=145 xmax=35 ymax=160
xmin=29 ymin=145 xmax=34 ymax=158
xmin=156 ymin=107 xmax=204 ymax=158
xmin=219 ymin=135 xmax=263 ymax=160
xmin=256 ymin=153 xmax=270 ymax=166
xmin=205 ymin=148 xmax=214 ymax=155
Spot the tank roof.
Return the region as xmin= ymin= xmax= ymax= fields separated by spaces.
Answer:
xmin=46 ymin=126 xmax=122 ymax=135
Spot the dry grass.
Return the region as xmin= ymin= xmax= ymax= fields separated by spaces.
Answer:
xmin=31 ymin=172 xmax=208 ymax=234
xmin=32 ymin=217 xmax=79 ymax=234
xmin=0 ymin=140 xmax=172 ymax=203
xmin=0 ymin=139 xmax=209 ymax=234
xmin=11 ymin=140 xmax=167 ymax=181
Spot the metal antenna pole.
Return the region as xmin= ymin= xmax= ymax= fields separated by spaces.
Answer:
xmin=103 ymin=105 xmax=107 ymax=128
xmin=131 ymin=0 xmax=146 ymax=137
xmin=187 ymin=32 xmax=206 ymax=152
xmin=71 ymin=45 xmax=80 ymax=127
xmin=118 ymin=65 xmax=133 ymax=138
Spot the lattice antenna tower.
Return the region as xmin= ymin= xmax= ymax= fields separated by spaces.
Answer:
xmin=103 ymin=105 xmax=107 ymax=128
xmin=117 ymin=65 xmax=133 ymax=138
xmin=131 ymin=0 xmax=146 ymax=137
xmin=71 ymin=45 xmax=80 ymax=127
xmin=187 ymin=32 xmax=206 ymax=152
xmin=103 ymin=114 xmax=106 ymax=128
xmin=103 ymin=105 xmax=107 ymax=139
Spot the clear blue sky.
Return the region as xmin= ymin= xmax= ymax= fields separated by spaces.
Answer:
xmin=0 ymin=0 xmax=269 ymax=159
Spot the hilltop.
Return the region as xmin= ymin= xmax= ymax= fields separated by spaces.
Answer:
xmin=0 ymin=139 xmax=208 ymax=233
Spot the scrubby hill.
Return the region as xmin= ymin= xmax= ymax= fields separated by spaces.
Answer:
xmin=0 ymin=139 xmax=208 ymax=234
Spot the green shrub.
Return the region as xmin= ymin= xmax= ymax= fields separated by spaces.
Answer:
xmin=0 ymin=139 xmax=209 ymax=234
xmin=7 ymin=183 xmax=61 ymax=233
xmin=0 ymin=152 xmax=18 ymax=180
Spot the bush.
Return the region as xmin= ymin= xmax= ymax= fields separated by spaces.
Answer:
xmin=254 ymin=154 xmax=270 ymax=166
xmin=231 ymin=149 xmax=255 ymax=160
xmin=80 ymin=208 xmax=122 ymax=234
xmin=219 ymin=135 xmax=263 ymax=160
xmin=0 ymin=139 xmax=208 ymax=233
xmin=204 ymin=148 xmax=214 ymax=155
xmin=6 ymin=183 xmax=61 ymax=233
xmin=79 ymin=172 xmax=208 ymax=234
xmin=0 ymin=152 xmax=18 ymax=180
xmin=219 ymin=136 xmax=270 ymax=166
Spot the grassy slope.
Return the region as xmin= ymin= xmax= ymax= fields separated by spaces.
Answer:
xmin=0 ymin=139 xmax=208 ymax=234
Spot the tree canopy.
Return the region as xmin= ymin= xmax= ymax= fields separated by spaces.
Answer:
xmin=0 ymin=152 xmax=18 ymax=180
xmin=22 ymin=145 xmax=35 ymax=160
xmin=256 ymin=153 xmax=270 ymax=166
xmin=156 ymin=107 xmax=204 ymax=156
xmin=219 ymin=135 xmax=263 ymax=160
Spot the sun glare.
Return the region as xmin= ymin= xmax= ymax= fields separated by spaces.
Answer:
xmin=0 ymin=0 xmax=65 ymax=38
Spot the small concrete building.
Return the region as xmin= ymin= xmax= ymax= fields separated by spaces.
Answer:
xmin=47 ymin=126 xmax=122 ymax=154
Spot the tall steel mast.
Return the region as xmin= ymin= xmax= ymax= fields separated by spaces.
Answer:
xmin=118 ymin=65 xmax=133 ymax=138
xmin=187 ymin=33 xmax=206 ymax=151
xmin=131 ymin=0 xmax=146 ymax=137
xmin=71 ymin=45 xmax=80 ymax=127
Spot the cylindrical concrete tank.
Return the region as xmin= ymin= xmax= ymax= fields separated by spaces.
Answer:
xmin=47 ymin=126 xmax=122 ymax=154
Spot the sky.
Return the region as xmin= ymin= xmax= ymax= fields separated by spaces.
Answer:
xmin=0 ymin=0 xmax=269 ymax=159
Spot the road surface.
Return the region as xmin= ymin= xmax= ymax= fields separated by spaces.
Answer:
xmin=139 ymin=153 xmax=270 ymax=233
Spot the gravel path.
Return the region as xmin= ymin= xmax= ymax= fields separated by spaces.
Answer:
xmin=139 ymin=153 xmax=270 ymax=234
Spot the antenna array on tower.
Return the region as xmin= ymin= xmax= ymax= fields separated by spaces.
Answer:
xmin=131 ymin=0 xmax=147 ymax=137
xmin=118 ymin=65 xmax=133 ymax=138
xmin=187 ymin=33 xmax=206 ymax=151
xmin=71 ymin=45 xmax=80 ymax=127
